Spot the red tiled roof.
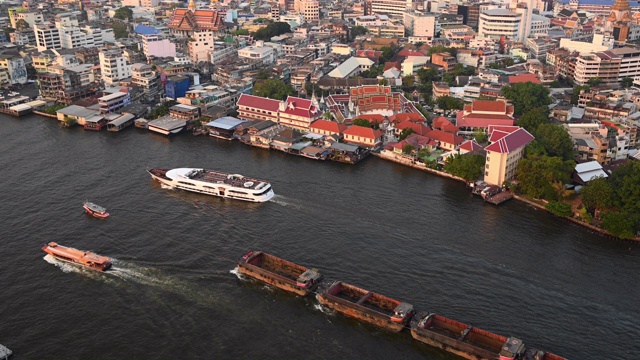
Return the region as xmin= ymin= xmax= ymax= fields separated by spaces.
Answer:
xmin=343 ymin=125 xmax=383 ymax=139
xmin=397 ymin=50 xmax=425 ymax=57
xmin=484 ymin=128 xmax=534 ymax=154
xmin=472 ymin=100 xmax=507 ymax=113
xmin=487 ymin=125 xmax=520 ymax=135
xmin=310 ymin=119 xmax=347 ymax=133
xmin=237 ymin=94 xmax=281 ymax=112
xmin=457 ymin=115 xmax=515 ymax=128
xmin=458 ymin=139 xmax=483 ymax=152
xmin=508 ymin=73 xmax=541 ymax=84
xmin=350 ymin=114 xmax=385 ymax=124
xmin=489 ymin=130 xmax=510 ymax=142
xmin=383 ymin=61 xmax=401 ymax=71
xmin=396 ymin=120 xmax=431 ymax=136
xmin=388 ymin=112 xmax=424 ymax=123
xmin=432 ymin=116 xmax=459 ymax=133
xmin=281 ymin=96 xmax=321 ymax=118
xmin=425 ymin=129 xmax=464 ymax=146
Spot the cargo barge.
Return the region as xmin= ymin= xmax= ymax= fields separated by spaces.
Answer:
xmin=237 ymin=251 xmax=322 ymax=296
xmin=410 ymin=311 xmax=524 ymax=360
xmin=316 ymin=281 xmax=414 ymax=333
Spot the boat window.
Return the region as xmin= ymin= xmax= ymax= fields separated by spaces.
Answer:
xmin=178 ymin=181 xmax=193 ymax=185
xmin=229 ymin=190 xmax=248 ymax=194
xmin=254 ymin=186 xmax=271 ymax=196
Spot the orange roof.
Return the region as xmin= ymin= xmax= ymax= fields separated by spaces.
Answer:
xmin=310 ymin=119 xmax=347 ymax=134
xmin=343 ymin=125 xmax=383 ymax=139
xmin=350 ymin=114 xmax=385 ymax=124
xmin=472 ymin=100 xmax=507 ymax=113
xmin=432 ymin=116 xmax=459 ymax=133
xmin=508 ymin=73 xmax=541 ymax=84
xmin=426 ymin=129 xmax=464 ymax=146
xmin=388 ymin=112 xmax=424 ymax=123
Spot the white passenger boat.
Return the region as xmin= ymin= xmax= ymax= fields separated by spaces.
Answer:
xmin=147 ymin=168 xmax=275 ymax=202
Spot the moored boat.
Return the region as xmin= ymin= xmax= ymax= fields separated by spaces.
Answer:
xmin=410 ymin=311 xmax=523 ymax=360
xmin=42 ymin=242 xmax=112 ymax=271
xmin=316 ymin=281 xmax=413 ymax=332
xmin=148 ymin=168 xmax=275 ymax=203
xmin=237 ymin=251 xmax=322 ymax=296
xmin=83 ymin=201 xmax=109 ymax=218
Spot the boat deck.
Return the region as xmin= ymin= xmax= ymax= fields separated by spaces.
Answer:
xmin=187 ymin=169 xmax=268 ymax=190
xmin=0 ymin=344 xmax=12 ymax=359
xmin=330 ymin=283 xmax=397 ymax=317
xmin=247 ymin=253 xmax=305 ymax=281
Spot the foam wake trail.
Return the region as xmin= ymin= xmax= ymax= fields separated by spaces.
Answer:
xmin=270 ymin=194 xmax=303 ymax=209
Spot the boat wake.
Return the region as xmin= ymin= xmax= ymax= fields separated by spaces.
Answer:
xmin=230 ymin=266 xmax=245 ymax=280
xmin=270 ymin=195 xmax=303 ymax=209
xmin=108 ymin=261 xmax=168 ymax=287
xmin=313 ymin=303 xmax=335 ymax=316
xmin=44 ymin=254 xmax=89 ymax=274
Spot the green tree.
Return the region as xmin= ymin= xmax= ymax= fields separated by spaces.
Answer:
xmin=587 ymin=77 xmax=602 ymax=87
xmin=601 ymin=211 xmax=638 ymax=239
xmin=549 ymin=80 xmax=562 ymax=88
xmin=256 ymin=69 xmax=271 ymax=80
xmin=502 ymin=82 xmax=552 ymax=116
xmin=399 ymin=128 xmax=414 ymax=140
xmin=445 ymin=154 xmax=486 ymax=182
xmin=322 ymin=112 xmax=332 ymax=120
xmin=428 ymin=45 xmax=457 ymax=57
xmin=360 ymin=64 xmax=382 ymax=78
xmin=608 ymin=161 xmax=640 ymax=212
xmin=111 ymin=22 xmax=128 ymax=39
xmin=417 ymin=67 xmax=439 ymax=83
xmin=379 ymin=46 xmax=396 ymax=63
xmin=436 ymin=95 xmax=464 ymax=111
xmin=621 ymin=77 xmax=634 ymax=89
xmin=580 ymin=176 xmax=613 ymax=210
xmin=517 ymin=108 xmax=550 ymax=133
xmin=402 ymin=75 xmax=415 ymax=89
xmin=534 ymin=124 xmax=574 ymax=161
xmin=524 ymin=140 xmax=547 ymax=158
xmin=402 ymin=144 xmax=415 ymax=154
xmin=473 ymin=128 xmax=487 ymax=143
xmin=232 ymin=29 xmax=250 ymax=36
xmin=15 ymin=19 xmax=30 ymax=31
xmin=352 ymin=118 xmax=372 ymax=128
xmin=252 ymin=22 xmax=291 ymax=41
xmin=351 ymin=25 xmax=368 ymax=39
xmin=545 ymin=201 xmax=572 ymax=217
xmin=114 ymin=6 xmax=133 ymax=20
xmin=252 ymin=78 xmax=294 ymax=100
xmin=516 ymin=155 xmax=573 ymax=200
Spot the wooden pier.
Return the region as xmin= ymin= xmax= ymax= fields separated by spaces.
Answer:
xmin=0 ymin=344 xmax=12 ymax=359
xmin=484 ymin=190 xmax=514 ymax=205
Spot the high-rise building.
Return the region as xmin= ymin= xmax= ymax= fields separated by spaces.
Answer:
xmin=403 ymin=12 xmax=436 ymax=38
xmin=295 ymin=0 xmax=319 ymax=21
xmin=370 ymin=0 xmax=409 ymax=17
xmin=99 ymin=50 xmax=131 ymax=86
xmin=478 ymin=9 xmax=521 ymax=40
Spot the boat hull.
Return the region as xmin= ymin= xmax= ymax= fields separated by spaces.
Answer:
xmin=316 ymin=282 xmax=411 ymax=333
xmin=42 ymin=243 xmax=112 ymax=272
xmin=83 ymin=204 xmax=110 ymax=218
xmin=237 ymin=252 xmax=319 ymax=296
xmin=410 ymin=327 xmax=502 ymax=360
xmin=148 ymin=168 xmax=275 ymax=203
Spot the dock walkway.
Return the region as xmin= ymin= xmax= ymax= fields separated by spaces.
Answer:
xmin=0 ymin=344 xmax=12 ymax=359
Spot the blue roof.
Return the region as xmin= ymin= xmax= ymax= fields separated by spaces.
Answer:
xmin=134 ymin=25 xmax=161 ymax=35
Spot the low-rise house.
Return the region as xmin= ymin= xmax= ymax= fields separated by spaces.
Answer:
xmin=271 ymin=127 xmax=305 ymax=151
xmin=573 ymin=161 xmax=608 ymax=185
xmin=56 ymin=105 xmax=100 ymax=127
xmin=343 ymin=125 xmax=383 ymax=149
xmin=426 ymin=129 xmax=464 ymax=151
xmin=456 ymin=99 xmax=515 ymax=136
xmin=206 ymin=116 xmax=247 ymax=140
xmin=309 ymin=119 xmax=347 ymax=136
xmin=327 ymin=56 xmax=374 ymax=78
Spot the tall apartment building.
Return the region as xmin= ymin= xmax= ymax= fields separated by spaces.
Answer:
xmin=370 ymin=0 xmax=409 ymax=17
xmin=478 ymin=9 xmax=521 ymax=40
xmin=142 ymin=34 xmax=176 ymax=58
xmin=35 ymin=23 xmax=61 ymax=51
xmin=99 ymin=50 xmax=131 ymax=86
xmin=0 ymin=53 xmax=27 ymax=84
xmin=37 ymin=64 xmax=98 ymax=104
xmin=35 ymin=15 xmax=114 ymax=52
xmin=132 ymin=63 xmax=160 ymax=101
xmin=403 ymin=12 xmax=436 ymax=38
xmin=187 ymin=30 xmax=215 ymax=63
xmin=294 ymin=0 xmax=319 ymax=21
xmin=484 ymin=127 xmax=535 ymax=186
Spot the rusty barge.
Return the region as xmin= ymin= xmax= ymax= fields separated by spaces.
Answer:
xmin=235 ymin=251 xmax=567 ymax=359
xmin=316 ymin=281 xmax=414 ymax=333
xmin=237 ymin=251 xmax=322 ymax=296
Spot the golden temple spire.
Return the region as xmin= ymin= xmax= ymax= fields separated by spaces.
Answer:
xmin=188 ymin=0 xmax=197 ymax=11
xmin=612 ymin=0 xmax=631 ymax=11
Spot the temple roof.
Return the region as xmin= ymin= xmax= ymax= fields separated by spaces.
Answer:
xmin=612 ymin=0 xmax=631 ymax=11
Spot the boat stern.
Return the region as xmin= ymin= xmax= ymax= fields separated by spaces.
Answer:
xmin=499 ymin=337 xmax=525 ymax=360
xmin=391 ymin=302 xmax=414 ymax=324
xmin=296 ymin=268 xmax=323 ymax=289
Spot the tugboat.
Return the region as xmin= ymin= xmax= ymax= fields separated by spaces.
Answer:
xmin=42 ymin=242 xmax=112 ymax=271
xmin=83 ymin=201 xmax=110 ymax=218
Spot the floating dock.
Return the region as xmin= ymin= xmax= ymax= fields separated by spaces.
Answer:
xmin=0 ymin=344 xmax=12 ymax=359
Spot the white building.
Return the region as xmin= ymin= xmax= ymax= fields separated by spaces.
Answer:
xmin=370 ymin=0 xmax=409 ymax=17
xmin=238 ymin=42 xmax=275 ymax=65
xmin=59 ymin=25 xmax=115 ymax=49
xmin=210 ymin=45 xmax=237 ymax=64
xmin=478 ymin=9 xmax=521 ymax=40
xmin=327 ymin=56 xmax=374 ymax=78
xmin=142 ymin=34 xmax=176 ymax=58
xmin=331 ymin=44 xmax=353 ymax=56
xmin=402 ymin=56 xmax=430 ymax=75
xmin=403 ymin=12 xmax=436 ymax=38
xmin=121 ymin=0 xmax=160 ymax=6
xmin=9 ymin=10 xmax=43 ymax=29
xmin=132 ymin=63 xmax=160 ymax=101
xmin=99 ymin=50 xmax=131 ymax=86
xmin=35 ymin=23 xmax=61 ymax=51
xmin=187 ymin=30 xmax=215 ymax=64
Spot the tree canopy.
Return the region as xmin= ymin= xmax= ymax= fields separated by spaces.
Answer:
xmin=351 ymin=25 xmax=368 ymax=39
xmin=621 ymin=77 xmax=634 ymax=89
xmin=445 ymin=154 xmax=486 ymax=182
xmin=601 ymin=211 xmax=639 ymax=239
xmin=352 ymin=118 xmax=372 ymax=128
xmin=571 ymin=85 xmax=590 ymax=105
xmin=399 ymin=128 xmax=414 ymax=140
xmin=436 ymin=96 xmax=464 ymax=111
xmin=15 ymin=19 xmax=30 ymax=31
xmin=587 ymin=77 xmax=602 ymax=87
xmin=252 ymin=78 xmax=294 ymax=100
xmin=517 ymin=107 xmax=550 ymax=134
xmin=608 ymin=161 xmax=640 ymax=212
xmin=502 ymin=82 xmax=552 ymax=116
xmin=579 ymin=176 xmax=613 ymax=210
xmin=111 ymin=22 xmax=128 ymax=39
xmin=442 ymin=64 xmax=476 ymax=86
xmin=546 ymin=201 xmax=572 ymax=217
xmin=515 ymin=155 xmax=574 ymax=200
xmin=428 ymin=45 xmax=457 ymax=57
xmin=534 ymin=124 xmax=574 ymax=161
xmin=114 ymin=7 xmax=133 ymax=20
xmin=252 ymin=22 xmax=291 ymax=41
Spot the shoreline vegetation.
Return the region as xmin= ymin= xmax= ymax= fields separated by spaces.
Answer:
xmin=33 ymin=95 xmax=640 ymax=242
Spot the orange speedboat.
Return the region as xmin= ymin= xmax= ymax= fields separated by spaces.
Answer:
xmin=42 ymin=242 xmax=112 ymax=271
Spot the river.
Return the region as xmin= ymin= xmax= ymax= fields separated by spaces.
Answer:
xmin=0 ymin=114 xmax=638 ymax=359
